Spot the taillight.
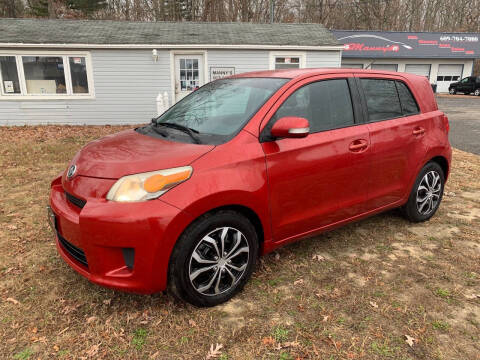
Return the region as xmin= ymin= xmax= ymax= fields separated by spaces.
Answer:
xmin=442 ymin=114 xmax=450 ymax=134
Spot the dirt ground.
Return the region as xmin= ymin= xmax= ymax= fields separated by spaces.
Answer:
xmin=0 ymin=126 xmax=479 ymax=360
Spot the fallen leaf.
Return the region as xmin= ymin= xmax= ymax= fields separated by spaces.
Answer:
xmin=404 ymin=334 xmax=416 ymax=347
xmin=312 ymin=254 xmax=325 ymax=261
xmin=86 ymin=316 xmax=97 ymax=324
xmin=274 ymin=253 xmax=280 ymax=261
xmin=188 ymin=319 xmax=197 ymax=327
xmin=53 ymin=345 xmax=59 ymax=352
xmin=206 ymin=343 xmax=223 ymax=359
xmin=7 ymin=224 xmax=17 ymax=230
xmin=6 ymin=297 xmax=19 ymax=305
xmin=369 ymin=301 xmax=378 ymax=309
xmin=464 ymin=293 xmax=480 ymax=300
xmin=262 ymin=336 xmax=275 ymax=345
xmin=294 ymin=279 xmax=304 ymax=286
xmin=86 ymin=344 xmax=100 ymax=357
xmin=322 ymin=315 xmax=329 ymax=322
xmin=103 ymin=298 xmax=112 ymax=305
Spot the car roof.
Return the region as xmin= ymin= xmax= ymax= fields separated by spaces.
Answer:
xmin=232 ymin=68 xmax=423 ymax=81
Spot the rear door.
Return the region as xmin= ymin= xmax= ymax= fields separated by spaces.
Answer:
xmin=356 ymin=75 xmax=427 ymax=210
xmin=261 ymin=74 xmax=371 ymax=242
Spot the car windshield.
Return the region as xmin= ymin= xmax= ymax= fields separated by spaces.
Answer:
xmin=153 ymin=77 xmax=288 ymax=142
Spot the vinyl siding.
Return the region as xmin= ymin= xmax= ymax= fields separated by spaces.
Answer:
xmin=0 ymin=48 xmax=341 ymax=125
xmin=207 ymin=49 xmax=270 ymax=80
xmin=306 ymin=50 xmax=342 ymax=68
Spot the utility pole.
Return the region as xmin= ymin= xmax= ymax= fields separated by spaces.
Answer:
xmin=270 ymin=0 xmax=275 ymax=23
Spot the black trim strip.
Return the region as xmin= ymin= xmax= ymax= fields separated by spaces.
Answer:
xmin=58 ymin=232 xmax=88 ymax=267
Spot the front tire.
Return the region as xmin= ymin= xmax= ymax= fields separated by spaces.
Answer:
xmin=168 ymin=210 xmax=258 ymax=307
xmin=402 ymin=162 xmax=445 ymax=222
xmin=474 ymin=89 xmax=480 ymax=96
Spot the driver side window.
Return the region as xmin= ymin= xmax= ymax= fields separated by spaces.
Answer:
xmin=264 ymin=78 xmax=355 ymax=137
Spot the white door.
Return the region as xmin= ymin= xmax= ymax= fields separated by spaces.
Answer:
xmin=436 ymin=64 xmax=463 ymax=93
xmin=371 ymin=64 xmax=398 ymax=71
xmin=174 ymin=54 xmax=204 ymax=102
xmin=405 ymin=64 xmax=431 ymax=78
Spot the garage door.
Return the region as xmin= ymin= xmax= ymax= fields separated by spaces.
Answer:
xmin=436 ymin=64 xmax=463 ymax=93
xmin=371 ymin=64 xmax=398 ymax=71
xmin=405 ymin=64 xmax=431 ymax=78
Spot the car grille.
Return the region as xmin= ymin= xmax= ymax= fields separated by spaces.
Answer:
xmin=58 ymin=232 xmax=88 ymax=267
xmin=65 ymin=192 xmax=86 ymax=209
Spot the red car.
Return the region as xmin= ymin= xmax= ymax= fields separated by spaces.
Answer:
xmin=48 ymin=69 xmax=451 ymax=307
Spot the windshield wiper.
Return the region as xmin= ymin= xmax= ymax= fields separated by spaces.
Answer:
xmin=155 ymin=122 xmax=201 ymax=144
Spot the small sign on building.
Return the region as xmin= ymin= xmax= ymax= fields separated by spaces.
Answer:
xmin=210 ymin=67 xmax=235 ymax=81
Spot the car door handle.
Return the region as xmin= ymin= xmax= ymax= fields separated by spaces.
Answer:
xmin=349 ymin=139 xmax=368 ymax=152
xmin=413 ymin=127 xmax=425 ymax=136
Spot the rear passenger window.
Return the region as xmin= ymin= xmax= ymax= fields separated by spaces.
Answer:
xmin=395 ymin=81 xmax=419 ymax=115
xmin=272 ymin=79 xmax=355 ymax=134
xmin=360 ymin=79 xmax=403 ymax=122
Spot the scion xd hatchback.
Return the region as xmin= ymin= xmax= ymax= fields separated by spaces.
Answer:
xmin=48 ymin=69 xmax=451 ymax=307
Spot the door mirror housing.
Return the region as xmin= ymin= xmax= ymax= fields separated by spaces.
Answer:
xmin=270 ymin=117 xmax=310 ymax=139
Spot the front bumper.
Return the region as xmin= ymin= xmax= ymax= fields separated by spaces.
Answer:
xmin=49 ymin=176 xmax=194 ymax=294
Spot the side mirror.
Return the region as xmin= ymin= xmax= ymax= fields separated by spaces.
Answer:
xmin=270 ymin=116 xmax=310 ymax=139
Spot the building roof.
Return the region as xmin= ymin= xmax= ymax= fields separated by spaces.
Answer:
xmin=0 ymin=18 xmax=339 ymax=49
xmin=333 ymin=30 xmax=480 ymax=59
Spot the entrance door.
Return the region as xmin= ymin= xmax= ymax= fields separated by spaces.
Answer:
xmin=174 ymin=54 xmax=204 ymax=103
xmin=436 ymin=64 xmax=463 ymax=93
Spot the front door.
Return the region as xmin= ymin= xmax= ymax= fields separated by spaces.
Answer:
xmin=174 ymin=54 xmax=204 ymax=103
xmin=262 ymin=75 xmax=371 ymax=242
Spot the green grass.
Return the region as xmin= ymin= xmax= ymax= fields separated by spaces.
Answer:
xmin=132 ymin=328 xmax=148 ymax=350
xmin=432 ymin=320 xmax=450 ymax=331
xmin=272 ymin=326 xmax=289 ymax=342
xmin=13 ymin=348 xmax=33 ymax=360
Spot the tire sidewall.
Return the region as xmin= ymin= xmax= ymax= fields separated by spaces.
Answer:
xmin=405 ymin=162 xmax=445 ymax=222
xmin=169 ymin=211 xmax=258 ymax=307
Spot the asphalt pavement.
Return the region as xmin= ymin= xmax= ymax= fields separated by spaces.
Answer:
xmin=436 ymin=95 xmax=480 ymax=155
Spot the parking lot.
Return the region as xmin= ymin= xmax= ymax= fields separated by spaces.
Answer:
xmin=437 ymin=95 xmax=480 ymax=155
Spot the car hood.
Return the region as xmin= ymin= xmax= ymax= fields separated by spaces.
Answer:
xmin=71 ymin=129 xmax=214 ymax=179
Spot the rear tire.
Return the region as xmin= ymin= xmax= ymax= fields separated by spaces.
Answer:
xmin=402 ymin=162 xmax=445 ymax=223
xmin=168 ymin=210 xmax=258 ymax=307
xmin=474 ymin=89 xmax=480 ymax=96
xmin=449 ymin=88 xmax=456 ymax=95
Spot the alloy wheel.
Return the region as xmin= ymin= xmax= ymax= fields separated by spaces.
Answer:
xmin=416 ymin=170 xmax=441 ymax=216
xmin=449 ymin=88 xmax=456 ymax=95
xmin=188 ymin=227 xmax=250 ymax=296
xmin=474 ymin=89 xmax=480 ymax=96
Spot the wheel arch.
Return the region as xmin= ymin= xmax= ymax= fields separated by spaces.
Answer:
xmin=429 ymin=155 xmax=449 ymax=179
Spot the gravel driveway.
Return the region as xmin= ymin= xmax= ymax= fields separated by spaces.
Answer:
xmin=436 ymin=95 xmax=480 ymax=155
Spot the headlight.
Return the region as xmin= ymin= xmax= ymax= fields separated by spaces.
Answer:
xmin=106 ymin=166 xmax=192 ymax=202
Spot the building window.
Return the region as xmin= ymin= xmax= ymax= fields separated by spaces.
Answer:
xmin=269 ymin=52 xmax=306 ymax=70
xmin=275 ymin=56 xmax=300 ymax=69
xmin=0 ymin=53 xmax=94 ymax=99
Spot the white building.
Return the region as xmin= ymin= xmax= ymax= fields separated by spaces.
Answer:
xmin=333 ymin=30 xmax=479 ymax=93
xmin=0 ymin=19 xmax=342 ymax=125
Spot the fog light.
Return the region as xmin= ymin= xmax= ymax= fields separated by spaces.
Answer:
xmin=122 ymin=248 xmax=135 ymax=269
